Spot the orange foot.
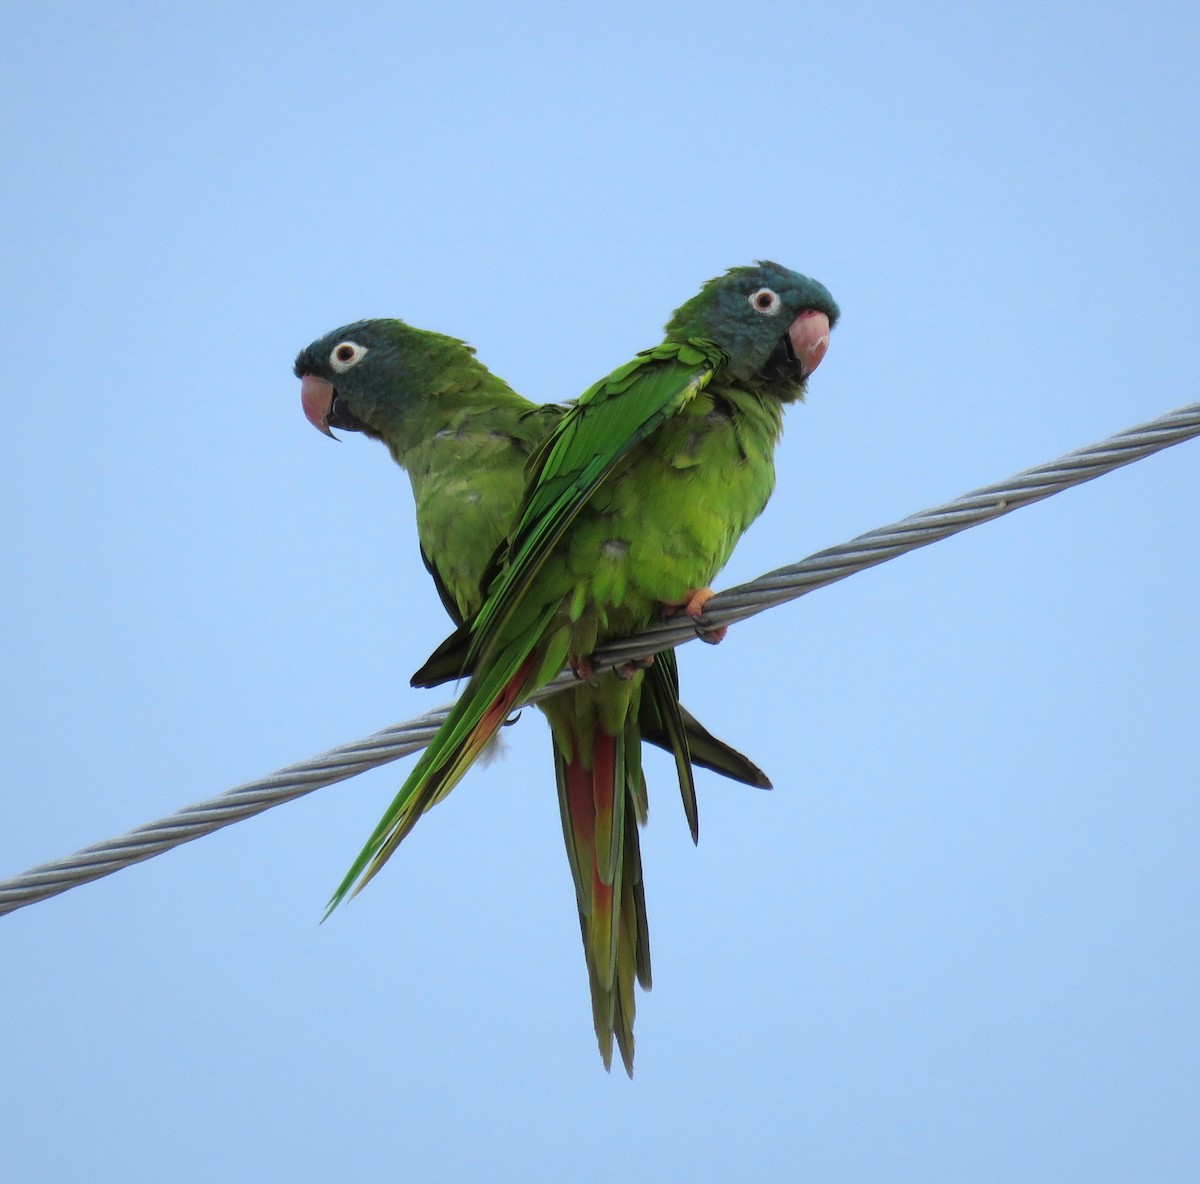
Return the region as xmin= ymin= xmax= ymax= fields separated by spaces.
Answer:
xmin=665 ymin=587 xmax=728 ymax=645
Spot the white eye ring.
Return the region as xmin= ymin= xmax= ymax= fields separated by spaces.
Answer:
xmin=747 ymin=288 xmax=781 ymax=315
xmin=329 ymin=341 xmax=368 ymax=373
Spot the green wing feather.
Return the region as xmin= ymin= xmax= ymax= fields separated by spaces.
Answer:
xmin=642 ymin=649 xmax=699 ymax=843
xmin=673 ymin=696 xmax=773 ymax=789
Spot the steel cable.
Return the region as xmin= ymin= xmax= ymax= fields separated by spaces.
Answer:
xmin=2 ymin=400 xmax=1197 ymax=917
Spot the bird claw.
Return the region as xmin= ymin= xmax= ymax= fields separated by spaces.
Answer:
xmin=614 ymin=655 xmax=655 ymax=680
xmin=665 ymin=587 xmax=728 ymax=645
xmin=572 ymin=654 xmax=654 ymax=682
xmin=693 ymin=621 xmax=728 ymax=645
xmin=570 ymin=656 xmax=597 ymax=682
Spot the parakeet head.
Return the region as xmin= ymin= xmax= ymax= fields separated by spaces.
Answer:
xmin=664 ymin=261 xmax=839 ymax=394
xmin=294 ymin=318 xmax=485 ymax=439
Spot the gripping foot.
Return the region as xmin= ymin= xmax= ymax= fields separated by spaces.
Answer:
xmin=665 ymin=587 xmax=727 ymax=644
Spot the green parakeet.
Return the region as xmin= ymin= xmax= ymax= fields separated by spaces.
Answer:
xmin=303 ymin=261 xmax=838 ymax=1073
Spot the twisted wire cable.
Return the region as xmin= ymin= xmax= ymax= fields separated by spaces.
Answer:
xmin=2 ymin=400 xmax=1197 ymax=917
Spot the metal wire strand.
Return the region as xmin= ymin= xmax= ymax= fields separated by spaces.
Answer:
xmin=2 ymin=400 xmax=1197 ymax=917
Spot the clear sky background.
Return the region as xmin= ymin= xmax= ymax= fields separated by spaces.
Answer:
xmin=2 ymin=2 xmax=1198 ymax=1180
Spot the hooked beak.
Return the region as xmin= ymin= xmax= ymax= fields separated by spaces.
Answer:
xmin=785 ymin=309 xmax=832 ymax=380
xmin=300 ymin=374 xmax=337 ymax=437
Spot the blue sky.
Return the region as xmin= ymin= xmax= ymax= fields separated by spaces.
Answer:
xmin=3 ymin=2 xmax=1198 ymax=1180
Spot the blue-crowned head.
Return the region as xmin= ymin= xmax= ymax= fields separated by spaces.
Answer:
xmin=294 ymin=318 xmax=475 ymax=439
xmin=664 ymin=261 xmax=839 ymax=391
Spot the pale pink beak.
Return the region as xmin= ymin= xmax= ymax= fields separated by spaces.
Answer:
xmin=787 ymin=309 xmax=832 ymax=379
xmin=300 ymin=374 xmax=337 ymax=437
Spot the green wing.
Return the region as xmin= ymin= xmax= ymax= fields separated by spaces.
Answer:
xmin=413 ymin=340 xmax=727 ymax=686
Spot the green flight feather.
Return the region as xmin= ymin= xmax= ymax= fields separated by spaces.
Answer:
xmin=643 ymin=650 xmax=699 ymax=843
xmin=324 ymin=623 xmax=552 ymax=915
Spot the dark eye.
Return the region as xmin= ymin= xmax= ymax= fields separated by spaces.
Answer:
xmin=330 ymin=341 xmax=368 ymax=372
xmin=748 ymin=288 xmax=781 ymax=315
